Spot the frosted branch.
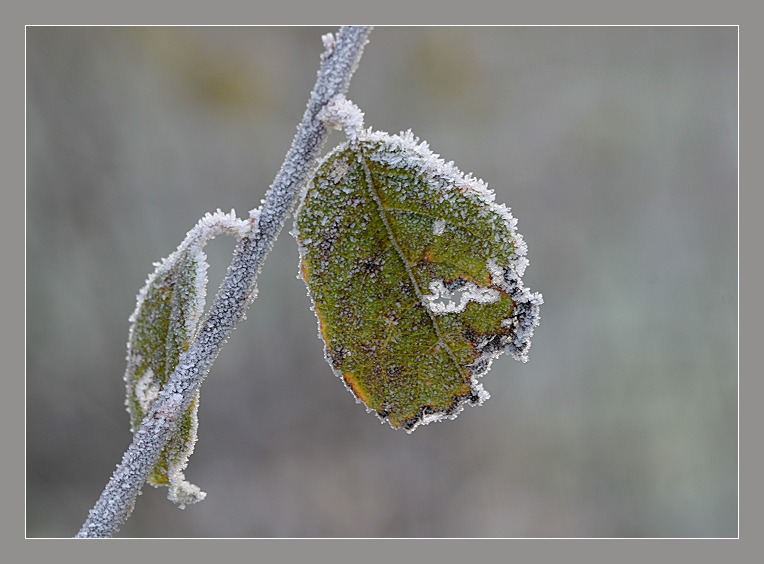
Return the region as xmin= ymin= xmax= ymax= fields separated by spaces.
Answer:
xmin=76 ymin=26 xmax=373 ymax=538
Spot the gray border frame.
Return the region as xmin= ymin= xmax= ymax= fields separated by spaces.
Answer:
xmin=9 ymin=0 xmax=753 ymax=559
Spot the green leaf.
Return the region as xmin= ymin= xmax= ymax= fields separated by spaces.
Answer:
xmin=294 ymin=130 xmax=542 ymax=432
xmin=125 ymin=210 xmax=249 ymax=507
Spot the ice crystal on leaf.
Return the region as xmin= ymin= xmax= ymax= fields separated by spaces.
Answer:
xmin=294 ymin=128 xmax=542 ymax=432
xmin=124 ymin=209 xmax=249 ymax=507
xmin=423 ymin=279 xmax=501 ymax=315
xmin=433 ymin=218 xmax=446 ymax=236
xmin=318 ymin=95 xmax=365 ymax=140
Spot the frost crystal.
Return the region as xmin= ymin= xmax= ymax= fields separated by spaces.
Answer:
xmin=433 ymin=218 xmax=446 ymax=236
xmin=423 ymin=279 xmax=501 ymax=315
xmin=321 ymin=32 xmax=336 ymax=58
xmin=135 ymin=368 xmax=160 ymax=413
xmin=168 ymin=477 xmax=206 ymax=510
xmin=318 ymin=95 xmax=365 ymax=140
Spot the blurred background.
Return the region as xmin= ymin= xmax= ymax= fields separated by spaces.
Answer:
xmin=26 ymin=27 xmax=737 ymax=537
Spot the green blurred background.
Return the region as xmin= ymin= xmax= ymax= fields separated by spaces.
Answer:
xmin=26 ymin=26 xmax=737 ymax=537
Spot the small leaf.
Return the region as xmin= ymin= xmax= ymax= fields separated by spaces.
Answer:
xmin=295 ymin=130 xmax=542 ymax=432
xmin=125 ymin=210 xmax=249 ymax=507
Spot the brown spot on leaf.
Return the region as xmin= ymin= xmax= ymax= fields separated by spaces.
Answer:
xmin=386 ymin=364 xmax=403 ymax=379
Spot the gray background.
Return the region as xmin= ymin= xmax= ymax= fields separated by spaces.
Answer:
xmin=26 ymin=27 xmax=737 ymax=537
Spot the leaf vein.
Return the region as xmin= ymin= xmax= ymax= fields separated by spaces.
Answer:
xmin=358 ymin=148 xmax=467 ymax=380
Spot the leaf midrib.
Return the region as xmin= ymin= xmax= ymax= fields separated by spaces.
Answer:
xmin=357 ymin=147 xmax=468 ymax=380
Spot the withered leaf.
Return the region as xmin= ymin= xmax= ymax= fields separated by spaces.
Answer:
xmin=125 ymin=210 xmax=248 ymax=506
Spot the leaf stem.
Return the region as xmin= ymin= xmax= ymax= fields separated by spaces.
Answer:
xmin=76 ymin=26 xmax=372 ymax=538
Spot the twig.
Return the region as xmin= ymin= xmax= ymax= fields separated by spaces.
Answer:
xmin=76 ymin=26 xmax=372 ymax=538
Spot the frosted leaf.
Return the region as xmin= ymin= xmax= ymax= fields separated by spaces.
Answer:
xmin=125 ymin=209 xmax=249 ymax=506
xmin=294 ymin=130 xmax=542 ymax=432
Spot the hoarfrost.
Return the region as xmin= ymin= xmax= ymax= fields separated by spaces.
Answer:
xmin=318 ymin=95 xmax=365 ymax=140
xmin=164 ymin=390 xmax=206 ymax=509
xmin=321 ymin=32 xmax=336 ymax=55
xmin=423 ymin=279 xmax=501 ymax=315
xmin=487 ymin=258 xmax=544 ymax=362
xmin=168 ymin=477 xmax=206 ymax=510
xmin=134 ymin=368 xmax=160 ymax=413
xmin=330 ymin=159 xmax=350 ymax=184
xmin=433 ymin=218 xmax=446 ymax=236
xmin=248 ymin=207 xmax=262 ymax=231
